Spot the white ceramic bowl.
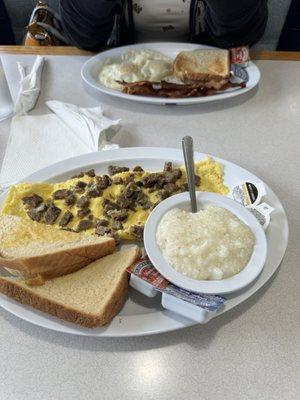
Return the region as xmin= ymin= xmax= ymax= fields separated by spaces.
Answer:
xmin=144 ymin=192 xmax=267 ymax=294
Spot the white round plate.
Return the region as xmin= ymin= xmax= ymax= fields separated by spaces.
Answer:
xmin=81 ymin=42 xmax=260 ymax=106
xmin=0 ymin=148 xmax=288 ymax=337
xmin=144 ymin=192 xmax=267 ymax=294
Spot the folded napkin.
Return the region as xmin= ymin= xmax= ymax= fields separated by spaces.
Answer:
xmin=0 ymin=101 xmax=121 ymax=190
xmin=14 ymin=56 xmax=44 ymax=115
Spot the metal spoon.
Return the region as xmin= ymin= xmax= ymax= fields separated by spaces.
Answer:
xmin=182 ymin=136 xmax=198 ymax=213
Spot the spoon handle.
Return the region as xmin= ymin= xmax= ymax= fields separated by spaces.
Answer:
xmin=182 ymin=136 xmax=198 ymax=213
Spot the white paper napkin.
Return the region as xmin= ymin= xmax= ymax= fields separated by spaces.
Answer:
xmin=14 ymin=56 xmax=44 ymax=115
xmin=46 ymin=100 xmax=120 ymax=150
xmin=0 ymin=101 xmax=121 ymax=190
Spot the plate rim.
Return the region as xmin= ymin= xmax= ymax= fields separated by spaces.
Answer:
xmin=81 ymin=42 xmax=261 ymax=106
xmin=0 ymin=147 xmax=289 ymax=337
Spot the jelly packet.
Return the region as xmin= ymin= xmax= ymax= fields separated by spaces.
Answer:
xmin=229 ymin=46 xmax=249 ymax=84
xmin=128 ymin=257 xmax=168 ymax=290
xmin=230 ymin=46 xmax=250 ymax=67
xmin=127 ymin=257 xmax=226 ymax=322
xmin=230 ymin=64 xmax=249 ymax=84
xmin=162 ymin=283 xmax=225 ymax=312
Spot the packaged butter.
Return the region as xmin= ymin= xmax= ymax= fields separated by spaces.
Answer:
xmin=231 ymin=181 xmax=266 ymax=207
xmin=247 ymin=202 xmax=274 ymax=230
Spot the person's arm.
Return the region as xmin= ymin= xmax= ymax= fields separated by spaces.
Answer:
xmin=59 ymin=0 xmax=121 ymax=50
xmin=204 ymin=0 xmax=268 ymax=47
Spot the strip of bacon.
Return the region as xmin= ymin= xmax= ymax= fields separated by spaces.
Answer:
xmin=117 ymin=80 xmax=245 ymax=98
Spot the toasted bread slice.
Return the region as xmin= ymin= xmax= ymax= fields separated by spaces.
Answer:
xmin=0 ymin=215 xmax=115 ymax=282
xmin=173 ymin=49 xmax=230 ymax=89
xmin=0 ymin=246 xmax=141 ymax=327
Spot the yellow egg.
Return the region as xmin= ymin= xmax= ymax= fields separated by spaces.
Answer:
xmin=1 ymin=158 xmax=229 ymax=240
xmin=98 ymin=49 xmax=173 ymax=90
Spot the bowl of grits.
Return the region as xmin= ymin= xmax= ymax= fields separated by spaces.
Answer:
xmin=144 ymin=192 xmax=267 ymax=294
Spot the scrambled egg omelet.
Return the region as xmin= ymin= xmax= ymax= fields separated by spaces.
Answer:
xmin=1 ymin=158 xmax=229 ymax=241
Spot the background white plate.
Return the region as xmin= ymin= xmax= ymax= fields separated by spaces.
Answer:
xmin=81 ymin=42 xmax=260 ymax=106
xmin=144 ymin=192 xmax=267 ymax=294
xmin=0 ymin=148 xmax=288 ymax=337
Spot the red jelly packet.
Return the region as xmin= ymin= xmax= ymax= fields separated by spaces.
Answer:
xmin=127 ymin=256 xmax=169 ymax=290
xmin=128 ymin=256 xmax=227 ymax=312
xmin=230 ymin=46 xmax=250 ymax=67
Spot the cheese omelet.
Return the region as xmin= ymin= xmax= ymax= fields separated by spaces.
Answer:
xmin=1 ymin=157 xmax=229 ymax=241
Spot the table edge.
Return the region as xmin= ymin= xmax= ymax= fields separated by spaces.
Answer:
xmin=0 ymin=46 xmax=300 ymax=61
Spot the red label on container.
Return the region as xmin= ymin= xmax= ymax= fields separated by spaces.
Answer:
xmin=127 ymin=257 xmax=169 ymax=289
xmin=230 ymin=46 xmax=249 ymax=66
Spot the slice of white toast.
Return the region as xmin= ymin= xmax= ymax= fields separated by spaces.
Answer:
xmin=0 ymin=246 xmax=141 ymax=327
xmin=173 ymin=49 xmax=230 ymax=89
xmin=0 ymin=215 xmax=115 ymax=282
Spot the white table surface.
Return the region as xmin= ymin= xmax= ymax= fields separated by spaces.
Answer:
xmin=0 ymin=54 xmax=299 ymax=400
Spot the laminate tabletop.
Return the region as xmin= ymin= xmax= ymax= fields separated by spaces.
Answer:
xmin=0 ymin=48 xmax=299 ymax=400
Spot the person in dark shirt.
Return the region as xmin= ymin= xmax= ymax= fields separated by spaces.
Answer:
xmin=0 ymin=0 xmax=15 ymax=45
xmin=59 ymin=0 xmax=268 ymax=51
xmin=277 ymin=0 xmax=300 ymax=51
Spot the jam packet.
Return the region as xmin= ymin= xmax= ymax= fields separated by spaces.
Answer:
xmin=229 ymin=46 xmax=250 ymax=84
xmin=127 ymin=257 xmax=226 ymax=317
xmin=230 ymin=64 xmax=249 ymax=84
xmin=162 ymin=283 xmax=225 ymax=312
xmin=230 ymin=46 xmax=250 ymax=68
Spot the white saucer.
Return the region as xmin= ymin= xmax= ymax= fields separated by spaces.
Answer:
xmin=144 ymin=192 xmax=267 ymax=295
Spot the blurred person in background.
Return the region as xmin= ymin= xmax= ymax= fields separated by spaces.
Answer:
xmin=59 ymin=0 xmax=268 ymax=50
xmin=277 ymin=0 xmax=300 ymax=51
xmin=0 ymin=0 xmax=15 ymax=44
